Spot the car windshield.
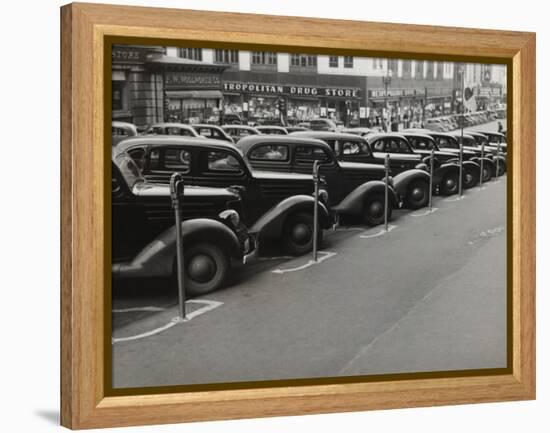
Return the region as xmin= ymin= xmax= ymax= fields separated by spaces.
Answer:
xmin=115 ymin=155 xmax=144 ymax=188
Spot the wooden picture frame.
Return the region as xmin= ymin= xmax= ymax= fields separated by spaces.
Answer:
xmin=60 ymin=2 xmax=535 ymax=429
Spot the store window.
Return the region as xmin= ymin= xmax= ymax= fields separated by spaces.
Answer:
xmin=344 ymin=56 xmax=354 ymax=69
xmin=251 ymin=51 xmax=277 ymax=66
xmin=214 ymin=49 xmax=239 ymax=64
xmin=112 ymin=71 xmax=129 ymax=114
xmin=178 ymin=48 xmax=202 ymax=61
xmin=329 ymin=56 xmax=339 ymax=68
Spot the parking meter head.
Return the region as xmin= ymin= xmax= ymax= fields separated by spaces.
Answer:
xmin=170 ymin=172 xmax=185 ymax=203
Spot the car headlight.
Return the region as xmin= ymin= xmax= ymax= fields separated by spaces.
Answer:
xmin=218 ymin=209 xmax=240 ymax=229
xmin=318 ymin=188 xmax=329 ymax=204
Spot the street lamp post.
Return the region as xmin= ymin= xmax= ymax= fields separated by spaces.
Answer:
xmin=382 ymin=69 xmax=393 ymax=132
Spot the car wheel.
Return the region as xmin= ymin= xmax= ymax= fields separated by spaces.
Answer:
xmin=405 ymin=180 xmax=429 ymax=209
xmin=494 ymin=161 xmax=506 ymax=176
xmin=174 ymin=243 xmax=230 ymax=297
xmin=440 ymin=172 xmax=459 ymax=195
xmin=482 ymin=165 xmax=492 ymax=182
xmin=462 ymin=167 xmax=480 ymax=189
xmin=362 ymin=193 xmax=391 ymax=226
xmin=282 ymin=212 xmax=322 ymax=256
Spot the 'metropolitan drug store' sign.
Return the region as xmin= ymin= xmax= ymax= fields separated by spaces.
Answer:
xmin=223 ymin=82 xmax=361 ymax=98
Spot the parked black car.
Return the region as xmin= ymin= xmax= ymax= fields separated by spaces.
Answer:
xmin=221 ymin=125 xmax=262 ymax=143
xmin=143 ymin=122 xmax=202 ymax=137
xmin=289 ymin=131 xmax=431 ymax=207
xmin=112 ymin=121 xmax=138 ymax=147
xmin=450 ymin=132 xmax=506 ymax=175
xmin=114 ymin=136 xmax=333 ymax=256
xmin=406 ymin=130 xmax=496 ymax=182
xmin=234 ymin=135 xmax=404 ymax=226
xmin=190 ymin=124 xmax=235 ymax=143
xmin=112 ymin=153 xmax=254 ymax=296
xmin=402 ymin=132 xmax=482 ymax=192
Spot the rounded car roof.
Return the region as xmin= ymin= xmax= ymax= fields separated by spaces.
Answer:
xmin=235 ymin=134 xmax=333 ymax=155
xmin=113 ymin=135 xmax=241 ymax=157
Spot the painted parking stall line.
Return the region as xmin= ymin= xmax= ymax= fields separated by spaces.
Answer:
xmin=272 ymin=251 xmax=337 ymax=274
xmin=359 ymin=224 xmax=397 ymax=239
xmin=112 ymin=299 xmax=223 ymax=344
xmin=410 ymin=208 xmax=439 ymax=217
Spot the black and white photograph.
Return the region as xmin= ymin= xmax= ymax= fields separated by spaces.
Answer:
xmin=110 ymin=44 xmax=508 ymax=389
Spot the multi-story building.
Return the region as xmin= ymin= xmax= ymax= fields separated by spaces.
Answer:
xmin=111 ymin=45 xmax=506 ymax=127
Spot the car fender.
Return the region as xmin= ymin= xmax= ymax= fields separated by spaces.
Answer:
xmin=333 ymin=180 xmax=399 ymax=215
xmin=471 ymin=156 xmax=494 ymax=170
xmin=112 ymin=218 xmax=242 ymax=279
xmin=249 ymin=195 xmax=332 ymax=239
xmin=492 ymin=155 xmax=507 ymax=170
xmin=432 ymin=163 xmax=460 ymax=185
xmin=392 ymin=169 xmax=430 ymax=198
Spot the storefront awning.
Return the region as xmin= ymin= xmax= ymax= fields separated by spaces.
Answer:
xmin=166 ymin=90 xmax=223 ymax=99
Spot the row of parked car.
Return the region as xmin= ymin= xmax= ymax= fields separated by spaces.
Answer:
xmin=424 ymin=109 xmax=506 ymax=133
xmin=111 ymin=120 xmax=507 ymax=297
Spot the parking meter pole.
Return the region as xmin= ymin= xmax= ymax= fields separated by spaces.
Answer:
xmin=384 ymin=153 xmax=390 ymax=231
xmin=170 ymin=173 xmax=186 ymax=320
xmin=458 ymin=138 xmax=463 ymax=198
xmin=429 ymin=148 xmax=434 ymax=212
xmin=458 ymin=65 xmax=464 ymax=198
xmin=495 ymin=143 xmax=500 ymax=181
xmin=312 ymin=160 xmax=320 ymax=262
xmin=480 ymin=144 xmax=484 ymax=190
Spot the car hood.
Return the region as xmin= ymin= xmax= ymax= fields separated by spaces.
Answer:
xmin=132 ymin=182 xmax=239 ymax=199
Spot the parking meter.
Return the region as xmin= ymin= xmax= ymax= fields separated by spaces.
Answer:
xmin=170 ymin=173 xmax=186 ymax=320
xmin=384 ymin=154 xmax=390 ymax=231
xmin=312 ymin=160 xmax=321 ymax=262
xmin=479 ymin=143 xmax=485 ymax=189
xmin=429 ymin=148 xmax=434 ymax=212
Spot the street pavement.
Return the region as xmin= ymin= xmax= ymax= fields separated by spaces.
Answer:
xmin=112 ymin=173 xmax=507 ymax=388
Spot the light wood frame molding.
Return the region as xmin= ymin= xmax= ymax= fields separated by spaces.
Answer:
xmin=60 ymin=2 xmax=535 ymax=429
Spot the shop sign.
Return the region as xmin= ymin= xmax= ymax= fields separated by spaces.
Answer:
xmin=165 ymin=72 xmax=221 ymax=88
xmin=112 ymin=47 xmax=148 ymax=63
xmin=223 ymin=82 xmax=361 ymax=98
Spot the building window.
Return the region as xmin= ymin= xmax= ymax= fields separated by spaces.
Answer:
xmin=214 ymin=49 xmax=239 ymax=64
xmin=178 ymin=48 xmax=202 ymax=61
xmin=388 ymin=59 xmax=398 ymax=76
xmin=415 ymin=61 xmax=423 ymax=79
xmin=290 ymin=54 xmax=317 ymax=68
xmin=437 ymin=62 xmax=444 ymax=79
xmin=344 ymin=56 xmax=354 ymax=68
xmin=329 ymin=56 xmax=339 ymax=68
xmin=426 ymin=61 xmax=435 ymax=79
xmin=251 ymin=51 xmax=277 ymax=65
xmin=402 ymin=60 xmax=412 ymax=78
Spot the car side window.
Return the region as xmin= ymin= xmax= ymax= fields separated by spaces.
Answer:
xmin=249 ymin=144 xmax=289 ymax=161
xmin=163 ymin=148 xmax=191 ymax=172
xmin=165 ymin=127 xmax=194 ymax=137
xmin=295 ymin=146 xmax=332 ymax=165
xmin=372 ymin=139 xmax=385 ymax=152
xmin=127 ymin=147 xmax=147 ymax=171
xmin=206 ymin=151 xmax=243 ymax=173
xmin=340 ymin=140 xmax=370 ymax=156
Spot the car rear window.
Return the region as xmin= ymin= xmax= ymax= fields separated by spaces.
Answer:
xmin=249 ymin=144 xmax=289 ymax=161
